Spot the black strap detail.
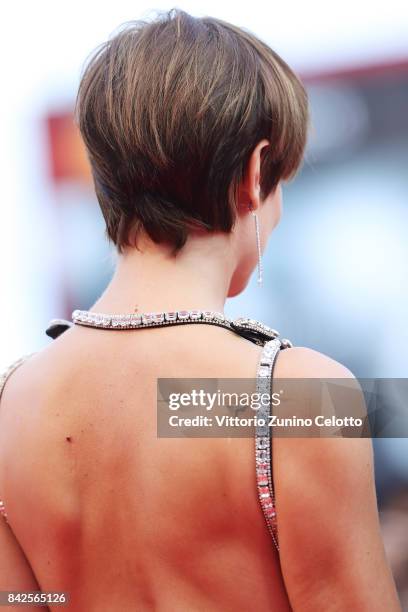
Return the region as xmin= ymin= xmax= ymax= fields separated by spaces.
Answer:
xmin=45 ymin=319 xmax=73 ymax=339
xmin=229 ymin=324 xmax=268 ymax=346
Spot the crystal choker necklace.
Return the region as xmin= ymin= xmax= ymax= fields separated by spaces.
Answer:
xmin=69 ymin=308 xmax=292 ymax=348
xmin=73 ymin=308 xmax=230 ymax=329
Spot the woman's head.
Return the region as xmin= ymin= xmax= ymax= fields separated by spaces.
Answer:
xmin=76 ymin=8 xmax=308 ymax=294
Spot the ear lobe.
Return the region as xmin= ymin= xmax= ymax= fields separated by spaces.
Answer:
xmin=234 ymin=176 xmax=251 ymax=215
xmin=235 ymin=139 xmax=270 ymax=215
xmin=247 ymin=140 xmax=270 ymax=209
xmin=235 ymin=199 xmax=252 ymax=218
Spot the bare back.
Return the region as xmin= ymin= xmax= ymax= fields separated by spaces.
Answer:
xmin=0 ymin=323 xmax=292 ymax=612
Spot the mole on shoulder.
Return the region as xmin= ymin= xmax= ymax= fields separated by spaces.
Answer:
xmin=66 ymin=436 xmax=73 ymax=443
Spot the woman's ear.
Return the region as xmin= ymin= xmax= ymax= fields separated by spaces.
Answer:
xmin=236 ymin=139 xmax=270 ymax=215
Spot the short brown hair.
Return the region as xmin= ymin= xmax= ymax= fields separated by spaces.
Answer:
xmin=75 ymin=8 xmax=309 ymax=251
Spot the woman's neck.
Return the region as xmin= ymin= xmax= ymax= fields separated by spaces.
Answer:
xmin=91 ymin=232 xmax=235 ymax=315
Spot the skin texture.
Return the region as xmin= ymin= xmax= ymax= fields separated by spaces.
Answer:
xmin=0 ymin=141 xmax=401 ymax=611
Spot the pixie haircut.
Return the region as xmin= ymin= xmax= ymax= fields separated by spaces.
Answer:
xmin=75 ymin=8 xmax=309 ymax=251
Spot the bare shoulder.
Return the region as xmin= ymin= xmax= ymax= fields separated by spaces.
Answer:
xmin=272 ymin=346 xmax=370 ymax=501
xmin=0 ymin=327 xmax=90 ymax=494
xmin=274 ymin=345 xmax=354 ymax=378
xmin=270 ymin=347 xmax=400 ymax=609
xmin=0 ymin=329 xmax=77 ymax=416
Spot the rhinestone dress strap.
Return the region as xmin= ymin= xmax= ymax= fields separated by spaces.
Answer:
xmin=255 ymin=338 xmax=281 ymax=551
xmin=0 ymin=354 xmax=35 ymax=403
xmin=0 ymin=500 xmax=7 ymax=522
xmin=0 ymin=353 xmax=35 ymax=523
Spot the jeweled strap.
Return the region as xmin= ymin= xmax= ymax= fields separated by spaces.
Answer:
xmin=0 ymin=353 xmax=35 ymax=524
xmin=255 ymin=338 xmax=281 ymax=551
xmin=0 ymin=499 xmax=8 ymax=522
xmin=0 ymin=354 xmax=35 ymax=403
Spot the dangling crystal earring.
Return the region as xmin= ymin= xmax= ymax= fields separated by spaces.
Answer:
xmin=249 ymin=204 xmax=263 ymax=286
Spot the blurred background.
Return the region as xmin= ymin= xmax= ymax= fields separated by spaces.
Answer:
xmin=0 ymin=0 xmax=407 ymax=604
